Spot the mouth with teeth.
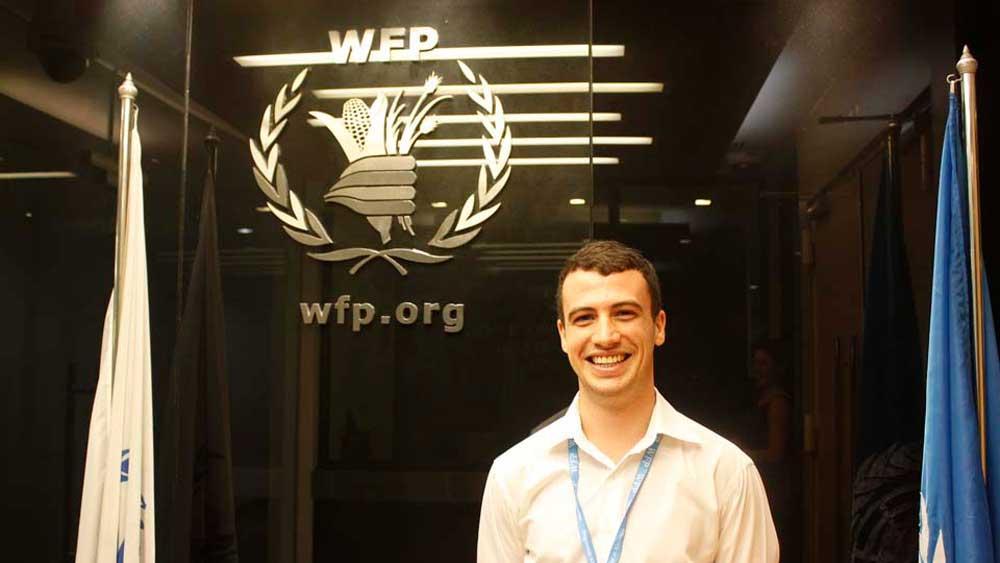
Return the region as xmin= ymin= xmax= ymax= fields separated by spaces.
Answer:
xmin=587 ymin=353 xmax=632 ymax=369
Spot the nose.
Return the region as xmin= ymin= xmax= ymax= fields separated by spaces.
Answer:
xmin=592 ymin=315 xmax=620 ymax=347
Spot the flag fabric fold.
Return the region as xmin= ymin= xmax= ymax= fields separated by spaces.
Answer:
xmin=75 ymin=113 xmax=155 ymax=563
xmin=158 ymin=156 xmax=239 ymax=563
xmin=851 ymin=131 xmax=924 ymax=562
xmin=919 ymin=92 xmax=1000 ymax=563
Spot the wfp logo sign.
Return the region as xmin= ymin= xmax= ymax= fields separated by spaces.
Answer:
xmin=245 ymin=28 xmax=512 ymax=276
xmin=235 ymin=26 xmax=663 ymax=278
xmin=235 ymin=25 xmax=661 ymax=329
xmin=300 ymin=296 xmax=464 ymax=333
xmin=325 ymin=27 xmax=440 ymax=63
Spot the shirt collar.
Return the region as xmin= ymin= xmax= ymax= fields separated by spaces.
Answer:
xmin=543 ymin=389 xmax=703 ymax=452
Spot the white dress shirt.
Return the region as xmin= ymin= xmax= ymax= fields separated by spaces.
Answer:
xmin=477 ymin=391 xmax=779 ymax=563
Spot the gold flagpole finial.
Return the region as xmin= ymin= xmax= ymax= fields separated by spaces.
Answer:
xmin=957 ymin=45 xmax=978 ymax=75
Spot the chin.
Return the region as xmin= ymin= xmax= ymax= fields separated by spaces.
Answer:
xmin=581 ymin=375 xmax=637 ymax=401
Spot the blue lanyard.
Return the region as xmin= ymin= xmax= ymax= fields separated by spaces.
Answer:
xmin=568 ymin=435 xmax=661 ymax=563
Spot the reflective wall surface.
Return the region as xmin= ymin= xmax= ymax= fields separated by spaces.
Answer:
xmin=193 ymin=1 xmax=594 ymax=560
xmin=1 ymin=1 xmax=997 ymax=562
xmin=2 ymin=1 xmax=189 ymax=560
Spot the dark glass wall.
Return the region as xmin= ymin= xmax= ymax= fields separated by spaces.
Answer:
xmin=2 ymin=1 xmax=997 ymax=563
xmin=191 ymin=1 xmax=594 ymax=561
xmin=590 ymin=2 xmax=961 ymax=563
xmin=1 ymin=0 xmax=188 ymax=560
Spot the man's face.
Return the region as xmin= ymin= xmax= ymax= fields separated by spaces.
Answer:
xmin=557 ymin=269 xmax=666 ymax=405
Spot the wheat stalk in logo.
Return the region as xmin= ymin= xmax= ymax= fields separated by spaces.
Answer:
xmin=249 ymin=61 xmax=512 ymax=275
xmin=427 ymin=61 xmax=512 ymax=250
xmin=249 ymin=69 xmax=333 ymax=247
xmin=309 ymin=72 xmax=451 ymax=244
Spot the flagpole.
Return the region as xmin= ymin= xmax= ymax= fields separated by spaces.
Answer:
xmin=957 ymin=46 xmax=986 ymax=480
xmin=113 ymin=73 xmax=138 ymax=383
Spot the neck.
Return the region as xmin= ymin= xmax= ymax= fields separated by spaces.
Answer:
xmin=578 ymin=386 xmax=656 ymax=464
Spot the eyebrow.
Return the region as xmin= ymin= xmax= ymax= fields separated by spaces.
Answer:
xmin=566 ymin=300 xmax=644 ymax=319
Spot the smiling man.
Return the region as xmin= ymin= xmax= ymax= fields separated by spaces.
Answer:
xmin=477 ymin=240 xmax=779 ymax=563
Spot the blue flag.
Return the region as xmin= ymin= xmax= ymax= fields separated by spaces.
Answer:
xmin=919 ymin=92 xmax=1000 ymax=562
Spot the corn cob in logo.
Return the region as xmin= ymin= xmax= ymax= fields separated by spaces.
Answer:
xmin=310 ymin=73 xmax=451 ymax=244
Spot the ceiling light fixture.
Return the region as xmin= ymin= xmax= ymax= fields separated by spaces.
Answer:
xmin=679 ymin=238 xmax=692 ymax=245
xmin=694 ymin=199 xmax=712 ymax=207
xmin=431 ymin=201 xmax=448 ymax=208
xmin=234 ymin=44 xmax=625 ymax=67
xmin=237 ymin=227 xmax=253 ymax=235
xmin=569 ymin=198 xmax=586 ymax=206
xmin=313 ymin=82 xmax=664 ymax=99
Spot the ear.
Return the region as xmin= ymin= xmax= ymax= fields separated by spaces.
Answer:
xmin=654 ymin=310 xmax=666 ymax=346
xmin=557 ymin=318 xmax=568 ymax=353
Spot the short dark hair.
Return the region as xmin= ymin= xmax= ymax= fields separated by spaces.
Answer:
xmin=556 ymin=240 xmax=662 ymax=320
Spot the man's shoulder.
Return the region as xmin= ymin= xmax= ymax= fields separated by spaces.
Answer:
xmin=490 ymin=416 xmax=566 ymax=477
xmin=665 ymin=406 xmax=755 ymax=483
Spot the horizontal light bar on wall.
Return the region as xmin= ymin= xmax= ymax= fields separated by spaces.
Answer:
xmin=0 ymin=171 xmax=77 ymax=180
xmin=313 ymin=82 xmax=664 ymax=99
xmin=486 ymin=265 xmax=564 ymax=272
xmin=234 ymin=44 xmax=625 ymax=67
xmin=306 ymin=112 xmax=621 ymax=127
xmin=414 ymin=136 xmax=652 ymax=148
xmin=416 ymin=157 xmax=618 ymax=167
xmin=429 ymin=44 xmax=624 ymax=60
xmin=694 ymin=198 xmax=712 ymax=206
xmin=477 ymin=255 xmax=571 ymax=262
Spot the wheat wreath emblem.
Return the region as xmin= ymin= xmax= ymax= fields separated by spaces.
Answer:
xmin=248 ymin=61 xmax=512 ymax=276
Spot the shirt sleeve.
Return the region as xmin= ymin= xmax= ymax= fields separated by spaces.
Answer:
xmin=716 ymin=462 xmax=780 ymax=563
xmin=477 ymin=461 xmax=524 ymax=563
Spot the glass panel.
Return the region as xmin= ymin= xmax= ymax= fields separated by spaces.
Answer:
xmin=591 ymin=2 xmax=958 ymax=563
xmin=3 ymin=0 xmax=991 ymax=562
xmin=192 ymin=1 xmax=592 ymax=560
xmin=0 ymin=1 xmax=188 ymax=560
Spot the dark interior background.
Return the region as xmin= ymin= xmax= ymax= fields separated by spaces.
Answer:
xmin=2 ymin=0 xmax=998 ymax=562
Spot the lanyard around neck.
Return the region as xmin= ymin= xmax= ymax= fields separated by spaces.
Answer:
xmin=567 ymin=435 xmax=662 ymax=563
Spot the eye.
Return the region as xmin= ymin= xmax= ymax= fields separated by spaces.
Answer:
xmin=615 ymin=309 xmax=638 ymax=320
xmin=571 ymin=313 xmax=595 ymax=325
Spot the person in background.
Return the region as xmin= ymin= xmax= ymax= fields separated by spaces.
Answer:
xmin=746 ymin=340 xmax=798 ymax=562
xmin=747 ymin=341 xmax=792 ymax=464
xmin=477 ymin=240 xmax=779 ymax=563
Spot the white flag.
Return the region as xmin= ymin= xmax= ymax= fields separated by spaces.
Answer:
xmin=76 ymin=110 xmax=155 ymax=563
